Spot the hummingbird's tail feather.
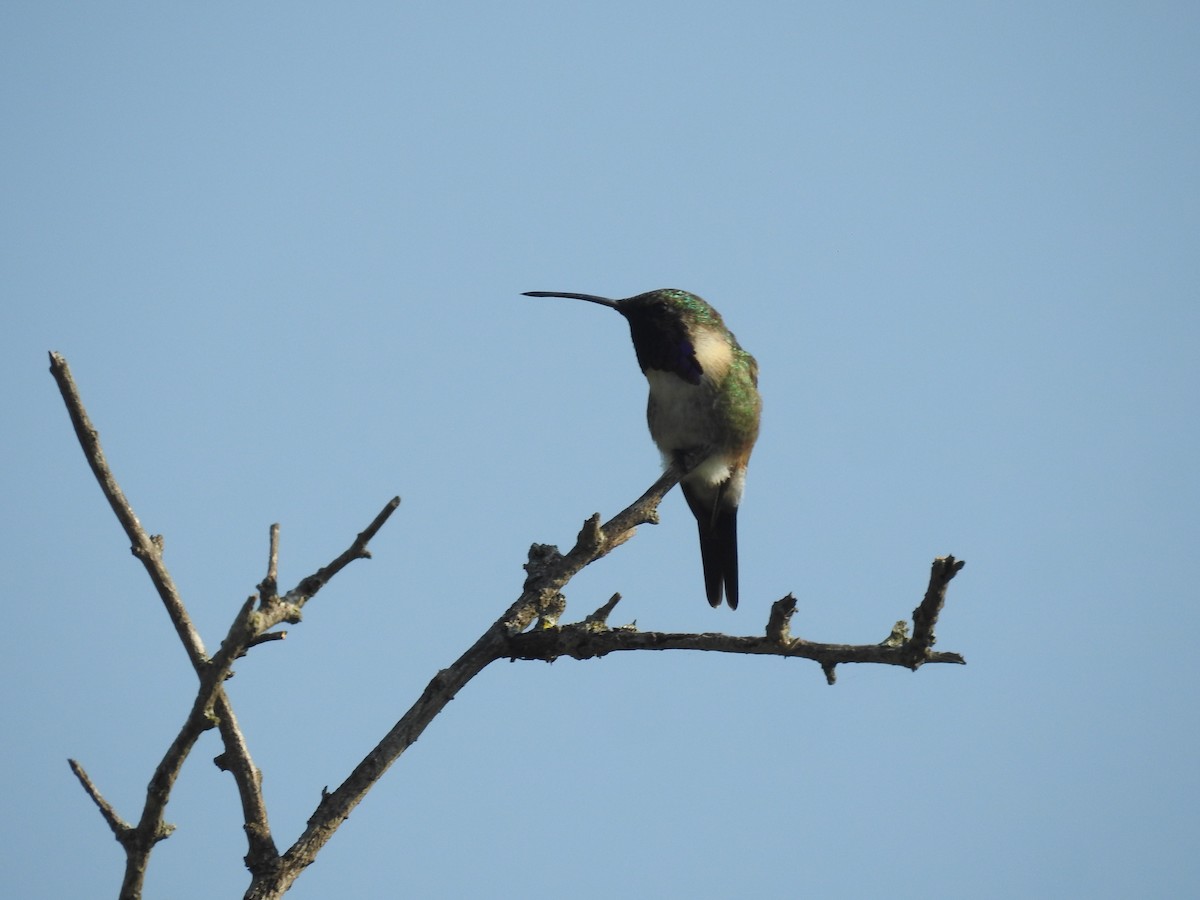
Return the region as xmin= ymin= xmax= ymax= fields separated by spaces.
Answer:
xmin=714 ymin=509 xmax=740 ymax=610
xmin=698 ymin=530 xmax=724 ymax=608
xmin=684 ymin=484 xmax=740 ymax=609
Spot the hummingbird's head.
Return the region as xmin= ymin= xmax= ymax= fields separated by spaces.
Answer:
xmin=525 ymin=289 xmax=726 ymax=385
xmin=524 ymin=289 xmax=725 ymax=331
xmin=522 ymin=289 xmax=712 ymax=318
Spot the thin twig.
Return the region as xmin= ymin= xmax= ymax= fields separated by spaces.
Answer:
xmin=766 ymin=594 xmax=797 ymax=643
xmin=285 ymin=497 xmax=401 ymax=607
xmin=213 ymin=695 xmax=278 ymax=872
xmin=259 ymin=524 xmax=280 ymax=604
xmin=49 ymin=351 xmax=208 ymax=669
xmin=911 ymin=555 xmax=965 ymax=654
xmin=246 ymin=631 xmax=288 ymax=649
xmin=68 ymin=759 xmax=133 ymax=845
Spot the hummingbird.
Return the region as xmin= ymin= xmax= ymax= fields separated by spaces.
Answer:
xmin=523 ymin=288 xmax=761 ymax=609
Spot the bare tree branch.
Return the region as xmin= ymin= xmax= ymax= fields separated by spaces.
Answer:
xmin=49 ymin=352 xmax=208 ymax=669
xmin=245 ymin=468 xmax=687 ymax=898
xmin=50 ymin=353 xmax=398 ymax=897
xmin=505 ymin=556 xmax=967 ymax=677
xmin=52 ymin=351 xmax=217 ymax=896
xmin=259 ymin=524 xmax=280 ymax=604
xmin=912 ymin=555 xmax=964 ymax=651
xmin=216 ymin=504 xmax=400 ymax=881
xmin=53 ymin=353 xmax=966 ymax=900
xmin=249 ymin=471 xmax=966 ymax=897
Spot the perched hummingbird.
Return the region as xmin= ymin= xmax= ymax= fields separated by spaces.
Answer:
xmin=523 ymin=289 xmax=762 ymax=609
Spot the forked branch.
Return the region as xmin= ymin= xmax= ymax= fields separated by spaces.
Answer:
xmin=506 ymin=555 xmax=966 ymax=685
xmin=50 ymin=353 xmax=397 ymax=898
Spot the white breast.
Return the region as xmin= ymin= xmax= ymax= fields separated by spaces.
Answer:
xmin=644 ymin=328 xmax=735 ymax=483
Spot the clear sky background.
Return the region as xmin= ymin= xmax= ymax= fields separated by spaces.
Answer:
xmin=3 ymin=3 xmax=1197 ymax=898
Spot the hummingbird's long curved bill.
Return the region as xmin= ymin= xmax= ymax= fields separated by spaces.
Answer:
xmin=523 ymin=291 xmax=620 ymax=309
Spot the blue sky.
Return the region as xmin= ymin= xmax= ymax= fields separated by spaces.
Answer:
xmin=3 ymin=2 xmax=1197 ymax=897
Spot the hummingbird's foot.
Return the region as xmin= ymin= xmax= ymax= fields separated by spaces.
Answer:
xmin=671 ymin=446 xmax=713 ymax=479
